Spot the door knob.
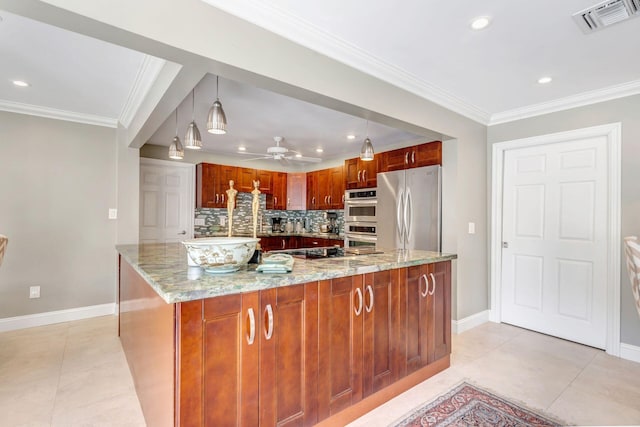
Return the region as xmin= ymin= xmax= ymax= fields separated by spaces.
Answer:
xmin=178 ymin=230 xmax=187 ymax=235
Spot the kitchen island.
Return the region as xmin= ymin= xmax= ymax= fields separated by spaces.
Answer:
xmin=117 ymin=243 xmax=456 ymax=427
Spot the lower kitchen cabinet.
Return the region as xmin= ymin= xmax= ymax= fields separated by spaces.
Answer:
xmin=174 ymin=262 xmax=451 ymax=427
xmin=182 ymin=283 xmax=318 ymax=427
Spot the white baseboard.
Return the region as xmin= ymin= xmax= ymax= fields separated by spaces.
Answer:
xmin=0 ymin=303 xmax=116 ymax=333
xmin=620 ymin=343 xmax=640 ymax=364
xmin=452 ymin=310 xmax=490 ymax=334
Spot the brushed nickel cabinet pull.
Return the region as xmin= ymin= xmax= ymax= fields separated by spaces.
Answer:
xmin=365 ymin=285 xmax=374 ymax=313
xmin=412 ymin=151 xmax=416 ymax=164
xmin=405 ymin=152 xmax=409 ymax=164
xmin=357 ymin=170 xmax=362 ymax=182
xmin=354 ymin=288 xmax=363 ymax=316
xmin=264 ymin=304 xmax=274 ymax=340
xmin=247 ymin=308 xmax=255 ymax=345
xmin=429 ymin=273 xmax=436 ymax=296
xmin=215 ymin=194 xmax=219 ymax=204
xmin=420 ymin=274 xmax=429 ymax=298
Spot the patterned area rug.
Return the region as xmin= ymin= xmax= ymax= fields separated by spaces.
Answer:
xmin=392 ymin=382 xmax=563 ymax=427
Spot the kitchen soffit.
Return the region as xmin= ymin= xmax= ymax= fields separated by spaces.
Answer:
xmin=202 ymin=0 xmax=640 ymax=123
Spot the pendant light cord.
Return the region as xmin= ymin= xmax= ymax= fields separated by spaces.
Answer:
xmin=191 ymin=89 xmax=195 ymax=121
xmin=175 ymin=109 xmax=178 ymax=136
xmin=216 ymin=76 xmax=220 ymax=101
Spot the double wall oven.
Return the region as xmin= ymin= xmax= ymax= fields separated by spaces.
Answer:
xmin=344 ymin=189 xmax=377 ymax=250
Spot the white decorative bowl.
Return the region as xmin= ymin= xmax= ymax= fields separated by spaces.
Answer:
xmin=182 ymin=237 xmax=259 ymax=273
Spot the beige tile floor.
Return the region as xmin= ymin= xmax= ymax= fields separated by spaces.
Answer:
xmin=2 ymin=316 xmax=640 ymax=426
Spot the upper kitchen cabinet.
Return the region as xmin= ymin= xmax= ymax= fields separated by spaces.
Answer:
xmin=345 ymin=156 xmax=378 ymax=189
xmin=238 ymin=168 xmax=274 ymax=194
xmin=196 ymin=163 xmax=238 ymax=208
xmin=308 ymin=166 xmax=344 ymax=210
xmin=379 ymin=141 xmax=442 ymax=172
xmin=286 ymin=173 xmax=306 ymax=210
xmin=266 ymin=172 xmax=287 ymax=210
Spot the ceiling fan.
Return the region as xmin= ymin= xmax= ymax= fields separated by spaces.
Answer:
xmin=239 ymin=137 xmax=322 ymax=163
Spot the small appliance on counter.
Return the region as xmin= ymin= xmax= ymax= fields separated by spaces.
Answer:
xmin=320 ymin=212 xmax=338 ymax=233
xmin=271 ymin=217 xmax=282 ymax=232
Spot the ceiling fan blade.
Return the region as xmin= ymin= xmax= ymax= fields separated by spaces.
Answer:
xmin=292 ymin=156 xmax=322 ymax=163
xmin=238 ymin=151 xmax=269 ymax=156
xmin=241 ymin=156 xmax=271 ymax=161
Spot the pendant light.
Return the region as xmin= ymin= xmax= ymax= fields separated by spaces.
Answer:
xmin=168 ymin=109 xmax=184 ymax=160
xmin=184 ymin=89 xmax=202 ymax=149
xmin=360 ymin=120 xmax=375 ymax=161
xmin=207 ymin=76 xmax=227 ymax=134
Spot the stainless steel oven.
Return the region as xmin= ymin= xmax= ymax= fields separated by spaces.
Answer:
xmin=344 ymin=232 xmax=377 ymax=250
xmin=344 ymin=189 xmax=377 ymax=223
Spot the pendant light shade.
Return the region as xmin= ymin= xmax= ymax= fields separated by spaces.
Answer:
xmin=168 ymin=110 xmax=184 ymax=160
xmin=207 ymin=76 xmax=227 ymax=134
xmin=360 ymin=120 xmax=375 ymax=161
xmin=184 ymin=89 xmax=202 ymax=149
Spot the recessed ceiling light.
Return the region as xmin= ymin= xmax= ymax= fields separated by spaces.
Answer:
xmin=12 ymin=80 xmax=30 ymax=87
xmin=238 ymin=146 xmax=246 ymax=151
xmin=347 ymin=134 xmax=356 ymax=140
xmin=316 ymin=148 xmax=324 ymax=153
xmin=538 ymin=76 xmax=552 ymax=84
xmin=295 ymin=153 xmax=302 ymax=158
xmin=470 ymin=16 xmax=491 ymax=30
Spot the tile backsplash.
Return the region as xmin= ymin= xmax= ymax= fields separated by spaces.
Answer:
xmin=194 ymin=192 xmax=344 ymax=236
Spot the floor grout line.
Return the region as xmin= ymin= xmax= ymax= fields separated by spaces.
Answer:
xmin=48 ymin=324 xmax=70 ymax=427
xmin=544 ymin=349 xmax=600 ymax=411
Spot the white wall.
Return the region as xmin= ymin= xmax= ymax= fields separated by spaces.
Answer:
xmin=0 ymin=111 xmax=118 ymax=318
xmin=488 ymin=94 xmax=640 ymax=346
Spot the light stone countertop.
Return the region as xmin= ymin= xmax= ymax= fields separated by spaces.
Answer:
xmin=116 ymin=243 xmax=457 ymax=304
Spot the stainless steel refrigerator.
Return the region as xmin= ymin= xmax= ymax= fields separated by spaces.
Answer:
xmin=376 ymin=165 xmax=441 ymax=251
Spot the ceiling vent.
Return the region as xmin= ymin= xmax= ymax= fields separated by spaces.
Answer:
xmin=573 ymin=0 xmax=640 ymax=33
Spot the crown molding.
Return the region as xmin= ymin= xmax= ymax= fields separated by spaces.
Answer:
xmin=201 ymin=0 xmax=491 ymax=125
xmin=0 ymin=100 xmax=118 ymax=127
xmin=119 ymin=55 xmax=166 ymax=128
xmin=489 ymin=79 xmax=640 ymax=125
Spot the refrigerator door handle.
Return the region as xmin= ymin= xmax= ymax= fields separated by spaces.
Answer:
xmin=404 ymin=189 xmax=413 ymax=243
xmin=396 ymin=188 xmax=405 ymax=242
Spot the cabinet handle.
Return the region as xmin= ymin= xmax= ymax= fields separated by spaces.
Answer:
xmin=365 ymin=285 xmax=374 ymax=313
xmin=354 ymin=288 xmax=363 ymax=316
xmin=420 ymin=274 xmax=429 ymax=298
xmin=287 ymin=198 xmax=290 ymax=206
xmin=363 ymin=170 xmax=366 ymax=182
xmin=281 ymin=239 xmax=285 ymax=249
xmin=264 ymin=304 xmax=274 ymax=340
xmin=405 ymin=152 xmax=409 ymax=164
xmin=324 ymin=195 xmax=328 ymax=204
xmin=328 ymin=195 xmax=332 ymax=205
xmin=312 ymin=197 xmax=316 ymax=205
xmin=429 ymin=273 xmax=436 ymax=296
xmin=357 ymin=170 xmax=362 ymax=182
xmin=247 ymin=308 xmax=256 ymax=345
xmin=215 ymin=194 xmax=219 ymax=204
xmin=221 ymin=194 xmax=225 ymax=203
xmin=412 ymin=150 xmax=416 ymax=164
xmin=342 ymin=194 xmax=345 ymax=202
xmin=312 ymin=241 xmax=318 ymax=245
xmin=274 ymin=196 xmax=278 ymax=206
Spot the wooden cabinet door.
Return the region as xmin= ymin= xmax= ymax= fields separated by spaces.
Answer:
xmin=318 ymin=276 xmax=363 ymax=421
xmin=362 ymin=270 xmax=399 ymax=397
xmin=379 ymin=147 xmax=410 ymax=172
xmin=316 ymin=169 xmax=331 ymax=209
xmin=411 ymin=141 xmax=442 ymax=168
xmin=216 ymin=165 xmax=238 ymax=208
xmin=260 ymin=284 xmax=318 ymax=427
xmin=403 ymin=265 xmax=430 ymax=375
xmin=344 ymin=158 xmax=360 ymax=190
xmin=287 ymin=172 xmax=306 ymax=210
xmin=200 ymin=293 xmax=260 ymax=427
xmin=428 ymin=261 xmax=451 ymax=363
xmin=238 ymin=167 xmax=257 ymax=193
xmin=257 ymin=170 xmax=274 ymax=194
xmin=273 ymin=172 xmax=287 ymax=210
xmin=361 ymin=156 xmax=378 ymax=188
xmin=329 ymin=166 xmax=345 ymax=209
xmin=196 ymin=163 xmax=217 ymax=208
xmin=306 ymin=171 xmax=318 ymax=210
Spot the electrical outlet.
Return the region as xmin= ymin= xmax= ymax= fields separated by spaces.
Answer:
xmin=195 ymin=218 xmax=206 ymax=226
xmin=108 ymin=208 xmax=118 ymax=219
xmin=220 ymin=216 xmax=226 ymax=226
xmin=29 ymin=286 xmax=40 ymax=299
xmin=468 ymin=222 xmax=476 ymax=234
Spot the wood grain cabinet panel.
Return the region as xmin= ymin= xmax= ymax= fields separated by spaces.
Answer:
xmin=306 ymin=171 xmax=318 ymax=210
xmin=378 ymin=141 xmax=442 ymax=173
xmin=428 ymin=260 xmax=451 ymax=363
xmin=286 ymin=172 xmax=306 ymax=210
xmin=318 ymin=276 xmax=363 ymax=421
xmin=402 ymin=265 xmax=431 ymax=375
xmin=345 ymin=157 xmax=378 ymax=189
xmin=266 ymin=172 xmax=287 ymax=210
xmin=196 ymin=163 xmax=238 ymax=208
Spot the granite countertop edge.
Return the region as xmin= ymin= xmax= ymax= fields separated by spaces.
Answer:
xmin=116 ymin=243 xmax=457 ymax=304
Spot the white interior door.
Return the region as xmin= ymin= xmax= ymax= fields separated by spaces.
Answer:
xmin=140 ymin=160 xmax=194 ymax=243
xmin=501 ymin=136 xmax=608 ymax=349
